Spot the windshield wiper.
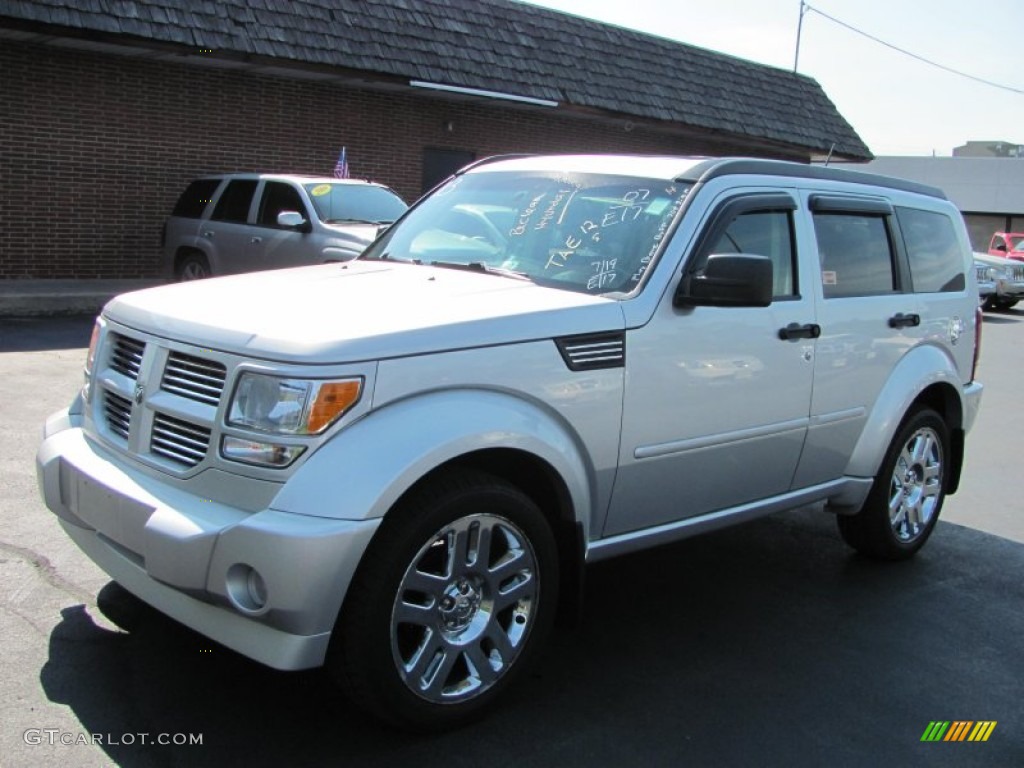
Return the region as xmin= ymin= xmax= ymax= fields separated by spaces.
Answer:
xmin=429 ymin=261 xmax=532 ymax=282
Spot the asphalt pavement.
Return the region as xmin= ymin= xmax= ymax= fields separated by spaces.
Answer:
xmin=1 ymin=313 xmax=1021 ymax=767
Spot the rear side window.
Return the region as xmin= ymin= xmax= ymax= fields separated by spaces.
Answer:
xmin=896 ymin=207 xmax=966 ymax=293
xmin=211 ymin=180 xmax=258 ymax=223
xmin=813 ymin=213 xmax=896 ymax=298
xmin=172 ymin=179 xmax=220 ymax=218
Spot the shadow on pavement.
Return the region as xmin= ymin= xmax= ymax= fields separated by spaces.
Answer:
xmin=40 ymin=510 xmax=1023 ymax=767
xmin=0 ymin=316 xmax=95 ymax=352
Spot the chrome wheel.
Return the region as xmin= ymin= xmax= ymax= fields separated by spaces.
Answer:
xmin=391 ymin=513 xmax=538 ymax=704
xmin=888 ymin=426 xmax=943 ymax=542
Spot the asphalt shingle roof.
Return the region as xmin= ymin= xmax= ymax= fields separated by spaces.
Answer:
xmin=0 ymin=0 xmax=872 ymax=159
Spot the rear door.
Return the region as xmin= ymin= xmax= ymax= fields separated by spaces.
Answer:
xmin=790 ymin=193 xmax=968 ymax=487
xmin=202 ymin=179 xmax=259 ymax=275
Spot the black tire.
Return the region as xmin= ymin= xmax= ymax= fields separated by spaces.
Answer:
xmin=992 ymin=298 xmax=1019 ymax=311
xmin=328 ymin=469 xmax=559 ymax=731
xmin=176 ymin=253 xmax=210 ymax=281
xmin=837 ymin=408 xmax=950 ymax=561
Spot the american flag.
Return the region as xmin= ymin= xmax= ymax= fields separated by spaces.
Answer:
xmin=333 ymin=147 xmax=350 ymax=179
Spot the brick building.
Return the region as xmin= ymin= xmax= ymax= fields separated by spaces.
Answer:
xmin=0 ymin=0 xmax=871 ymax=281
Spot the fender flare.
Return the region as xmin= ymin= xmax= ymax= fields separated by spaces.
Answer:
xmin=269 ymin=388 xmax=595 ymax=537
xmin=844 ymin=343 xmax=965 ymax=480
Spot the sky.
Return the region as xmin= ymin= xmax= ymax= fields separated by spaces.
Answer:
xmin=520 ymin=0 xmax=1024 ymax=157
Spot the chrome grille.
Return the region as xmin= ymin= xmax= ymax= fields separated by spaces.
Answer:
xmin=110 ymin=334 xmax=145 ymax=379
xmin=1012 ymin=264 xmax=1024 ymax=281
xmin=104 ymin=391 xmax=132 ymax=439
xmin=162 ymin=352 xmax=226 ymax=406
xmin=151 ymin=414 xmax=211 ymax=467
xmin=976 ymin=265 xmax=989 ymax=282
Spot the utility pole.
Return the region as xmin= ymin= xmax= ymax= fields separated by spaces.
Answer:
xmin=793 ymin=0 xmax=807 ymax=72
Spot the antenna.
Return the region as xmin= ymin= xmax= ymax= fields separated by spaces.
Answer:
xmin=793 ymin=1 xmax=807 ymax=72
xmin=824 ymin=142 xmax=836 ymax=166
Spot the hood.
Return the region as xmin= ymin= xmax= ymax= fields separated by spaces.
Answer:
xmin=105 ymin=262 xmax=625 ymax=363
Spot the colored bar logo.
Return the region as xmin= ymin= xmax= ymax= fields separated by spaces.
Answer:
xmin=921 ymin=721 xmax=997 ymax=742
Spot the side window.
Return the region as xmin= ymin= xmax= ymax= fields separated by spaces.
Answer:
xmin=172 ymin=179 xmax=220 ymax=218
xmin=211 ymin=179 xmax=258 ymax=223
xmin=710 ymin=210 xmax=796 ymax=298
xmin=257 ymin=182 xmax=306 ymax=227
xmin=991 ymin=234 xmax=1008 ymax=252
xmin=813 ymin=213 xmax=896 ymax=298
xmin=896 ymin=207 xmax=966 ymax=293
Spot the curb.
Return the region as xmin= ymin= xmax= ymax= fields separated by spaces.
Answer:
xmin=0 ymin=280 xmax=166 ymax=317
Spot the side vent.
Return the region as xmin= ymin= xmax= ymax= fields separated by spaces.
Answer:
xmin=555 ymin=332 xmax=626 ymax=371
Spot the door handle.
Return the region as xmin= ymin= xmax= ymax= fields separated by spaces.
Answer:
xmin=778 ymin=322 xmax=821 ymax=340
xmin=888 ymin=312 xmax=921 ymax=329
xmin=202 ymin=230 xmax=214 ymax=238
xmin=250 ymin=237 xmax=262 ymax=244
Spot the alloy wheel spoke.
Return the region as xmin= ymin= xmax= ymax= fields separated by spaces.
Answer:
xmin=465 ymin=643 xmax=499 ymax=686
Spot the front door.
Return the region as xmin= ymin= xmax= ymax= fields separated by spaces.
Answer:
xmin=603 ymin=190 xmax=816 ymax=536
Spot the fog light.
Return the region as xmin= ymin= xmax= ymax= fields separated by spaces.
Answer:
xmin=221 ymin=436 xmax=305 ymax=467
xmin=226 ymin=563 xmax=269 ymax=614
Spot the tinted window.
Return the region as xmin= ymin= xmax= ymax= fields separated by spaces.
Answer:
xmin=211 ymin=179 xmax=257 ymax=223
xmin=710 ymin=210 xmax=796 ymax=298
xmin=896 ymin=207 xmax=965 ymax=293
xmin=304 ymin=183 xmax=407 ymax=224
xmin=172 ymin=179 xmax=220 ymax=218
xmin=257 ymin=182 xmax=307 ymax=227
xmin=814 ymin=213 xmax=896 ymax=298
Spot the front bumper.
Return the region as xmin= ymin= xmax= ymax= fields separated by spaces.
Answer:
xmin=37 ymin=409 xmax=379 ymax=670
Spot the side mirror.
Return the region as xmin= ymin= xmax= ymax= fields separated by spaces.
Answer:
xmin=674 ymin=253 xmax=773 ymax=308
xmin=277 ymin=211 xmax=311 ymax=232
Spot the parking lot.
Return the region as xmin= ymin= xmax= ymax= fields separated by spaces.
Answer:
xmin=1 ymin=312 xmax=1021 ymax=767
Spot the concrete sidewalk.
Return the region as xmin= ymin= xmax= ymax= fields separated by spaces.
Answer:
xmin=0 ymin=279 xmax=165 ymax=317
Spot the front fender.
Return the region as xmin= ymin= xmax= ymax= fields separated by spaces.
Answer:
xmin=269 ymin=389 xmax=594 ymax=536
xmin=844 ymin=343 xmax=965 ymax=479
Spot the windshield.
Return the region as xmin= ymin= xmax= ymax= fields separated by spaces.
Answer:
xmin=303 ymin=183 xmax=407 ymax=224
xmin=362 ymin=170 xmax=690 ymax=295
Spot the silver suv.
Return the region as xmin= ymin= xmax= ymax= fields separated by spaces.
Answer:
xmin=163 ymin=173 xmax=407 ymax=279
xmin=39 ymin=156 xmax=983 ymax=730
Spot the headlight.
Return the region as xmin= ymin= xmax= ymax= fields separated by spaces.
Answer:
xmin=227 ymin=372 xmax=362 ymax=435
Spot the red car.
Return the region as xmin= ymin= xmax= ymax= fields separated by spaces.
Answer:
xmin=988 ymin=231 xmax=1024 ymax=261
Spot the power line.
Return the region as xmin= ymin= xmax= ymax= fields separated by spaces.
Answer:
xmin=799 ymin=2 xmax=1024 ymax=96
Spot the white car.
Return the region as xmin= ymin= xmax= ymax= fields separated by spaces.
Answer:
xmin=975 ymin=251 xmax=1024 ymax=311
xmin=39 ymin=155 xmax=983 ymax=729
xmin=162 ymin=173 xmax=407 ymax=279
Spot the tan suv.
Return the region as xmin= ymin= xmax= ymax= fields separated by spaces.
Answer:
xmin=162 ymin=173 xmax=407 ymax=279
